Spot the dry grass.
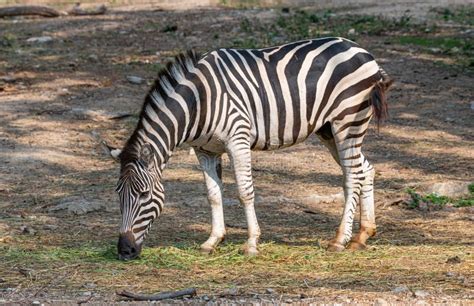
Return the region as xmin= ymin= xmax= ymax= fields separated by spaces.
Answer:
xmin=0 ymin=2 xmax=473 ymax=303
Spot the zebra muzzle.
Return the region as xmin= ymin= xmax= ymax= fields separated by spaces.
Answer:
xmin=117 ymin=231 xmax=141 ymax=260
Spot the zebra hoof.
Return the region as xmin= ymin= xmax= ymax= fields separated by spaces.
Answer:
xmin=242 ymin=245 xmax=259 ymax=256
xmin=199 ymin=245 xmax=215 ymax=254
xmin=347 ymin=240 xmax=367 ymax=251
xmin=327 ymin=242 xmax=345 ymax=252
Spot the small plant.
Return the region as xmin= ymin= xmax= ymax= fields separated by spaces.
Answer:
xmin=405 ymin=184 xmax=474 ymax=210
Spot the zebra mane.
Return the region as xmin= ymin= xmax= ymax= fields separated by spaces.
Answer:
xmin=119 ymin=50 xmax=201 ymax=167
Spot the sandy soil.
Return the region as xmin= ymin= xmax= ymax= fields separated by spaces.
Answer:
xmin=0 ymin=1 xmax=473 ymax=304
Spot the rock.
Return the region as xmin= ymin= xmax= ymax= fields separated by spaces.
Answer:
xmin=347 ymin=28 xmax=356 ymax=35
xmin=429 ymin=47 xmax=441 ymax=53
xmin=126 ymin=75 xmax=144 ymax=84
xmin=69 ymin=108 xmax=130 ymax=122
xmin=302 ymin=192 xmax=344 ymax=205
xmin=20 ymin=225 xmax=36 ymax=235
xmin=88 ymin=54 xmax=99 ymax=62
xmin=0 ymin=76 xmax=16 ymax=83
xmin=446 ymin=256 xmax=461 ymax=264
xmin=221 ymin=287 xmax=239 ymax=296
xmin=82 ymin=291 xmax=92 ymax=296
xmin=43 ymin=224 xmax=58 ymax=231
xmin=374 ymin=298 xmax=389 ymax=306
xmin=470 ymin=101 xmax=474 ymax=111
xmin=450 ymin=47 xmax=460 ymax=54
xmin=31 ymin=301 xmax=42 ymax=305
xmin=48 ymin=196 xmax=109 ymax=215
xmin=445 ymin=271 xmax=456 ymax=277
xmin=392 ymin=285 xmax=409 ymax=293
xmin=413 ymin=290 xmax=429 ymax=298
xmin=83 ymin=282 xmax=97 ymax=289
xmin=26 ymin=36 xmax=53 ymax=43
xmin=425 ymin=181 xmax=471 ymax=198
xmin=266 ymin=288 xmax=276 ymax=294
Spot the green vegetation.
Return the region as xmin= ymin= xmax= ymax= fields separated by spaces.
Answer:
xmin=431 ymin=6 xmax=474 ymax=25
xmin=232 ymin=9 xmax=419 ymax=48
xmin=405 ymin=184 xmax=474 ymax=210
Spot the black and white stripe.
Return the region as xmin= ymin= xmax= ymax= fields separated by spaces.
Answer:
xmin=116 ymin=37 xmax=392 ymax=254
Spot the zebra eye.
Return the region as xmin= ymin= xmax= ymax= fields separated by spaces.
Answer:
xmin=140 ymin=190 xmax=151 ymax=200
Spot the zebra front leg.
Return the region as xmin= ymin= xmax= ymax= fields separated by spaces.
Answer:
xmin=195 ymin=150 xmax=226 ymax=254
xmin=347 ymin=154 xmax=376 ymax=250
xmin=226 ymin=132 xmax=260 ymax=256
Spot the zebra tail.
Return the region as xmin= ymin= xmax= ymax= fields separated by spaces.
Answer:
xmin=370 ymin=68 xmax=394 ymax=128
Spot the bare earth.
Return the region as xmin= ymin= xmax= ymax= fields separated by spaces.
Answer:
xmin=0 ymin=1 xmax=473 ymax=304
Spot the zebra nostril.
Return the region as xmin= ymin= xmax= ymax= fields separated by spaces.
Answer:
xmin=118 ymin=232 xmax=141 ymax=260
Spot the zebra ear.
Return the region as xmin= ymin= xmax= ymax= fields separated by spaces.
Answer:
xmin=139 ymin=143 xmax=155 ymax=169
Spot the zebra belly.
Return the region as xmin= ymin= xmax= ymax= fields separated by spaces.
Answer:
xmin=249 ymin=120 xmax=314 ymax=151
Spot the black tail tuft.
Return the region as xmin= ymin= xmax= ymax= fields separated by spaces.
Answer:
xmin=370 ymin=69 xmax=393 ymax=129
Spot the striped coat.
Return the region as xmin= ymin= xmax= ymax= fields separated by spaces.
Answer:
xmin=116 ymin=37 xmax=392 ymax=260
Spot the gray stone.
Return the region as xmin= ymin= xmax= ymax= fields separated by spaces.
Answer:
xmin=374 ymin=298 xmax=389 ymax=306
xmin=48 ymin=196 xmax=109 ymax=215
xmin=392 ymin=285 xmax=409 ymax=293
xmin=20 ymin=225 xmax=36 ymax=235
xmin=126 ymin=75 xmax=144 ymax=85
xmin=413 ymin=290 xmax=429 ymax=298
xmin=347 ymin=28 xmax=356 ymax=35
xmin=0 ymin=76 xmax=16 ymax=83
xmin=221 ymin=287 xmax=239 ymax=296
xmin=43 ymin=224 xmax=58 ymax=231
xmin=301 ymin=192 xmax=344 ymax=205
xmin=265 ymin=288 xmax=276 ymax=294
xmin=471 ymin=101 xmax=474 ymax=111
xmin=425 ymin=181 xmax=471 ymax=198
xmin=88 ymin=54 xmax=99 ymax=62
xmin=26 ymin=36 xmax=53 ymax=43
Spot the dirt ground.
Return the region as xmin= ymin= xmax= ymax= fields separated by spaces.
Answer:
xmin=0 ymin=1 xmax=473 ymax=304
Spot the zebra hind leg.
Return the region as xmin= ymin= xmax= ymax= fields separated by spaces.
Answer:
xmin=195 ymin=150 xmax=226 ymax=254
xmin=347 ymin=153 xmax=376 ymax=250
xmin=326 ymin=113 xmax=374 ymax=252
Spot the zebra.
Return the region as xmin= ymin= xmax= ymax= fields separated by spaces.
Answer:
xmin=114 ymin=37 xmax=393 ymax=260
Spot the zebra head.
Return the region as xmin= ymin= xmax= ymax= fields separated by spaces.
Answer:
xmin=116 ymin=144 xmax=163 ymax=260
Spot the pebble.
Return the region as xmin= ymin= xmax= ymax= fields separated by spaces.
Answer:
xmin=446 ymin=256 xmax=462 ymax=264
xmin=266 ymin=288 xmax=276 ymax=294
xmin=0 ymin=76 xmax=16 ymax=83
xmin=392 ymin=285 xmax=409 ymax=293
xmin=413 ymin=290 xmax=429 ymax=298
xmin=20 ymin=225 xmax=36 ymax=235
xmin=445 ymin=271 xmax=456 ymax=277
xmin=220 ymin=287 xmax=239 ymax=296
xmin=347 ymin=28 xmax=356 ymax=35
xmin=26 ymin=36 xmax=53 ymax=43
xmin=374 ymin=298 xmax=389 ymax=306
xmin=88 ymin=54 xmax=99 ymax=62
xmin=126 ymin=75 xmax=144 ymax=85
xmin=426 ymin=181 xmax=471 ymax=198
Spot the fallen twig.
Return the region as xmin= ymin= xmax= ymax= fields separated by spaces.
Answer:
xmin=117 ymin=288 xmax=197 ymax=301
xmin=0 ymin=5 xmax=62 ymax=18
